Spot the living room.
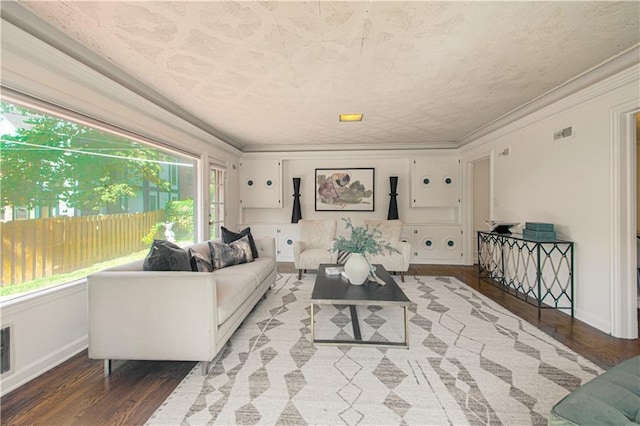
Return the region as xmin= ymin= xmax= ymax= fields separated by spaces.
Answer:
xmin=1 ymin=1 xmax=639 ymax=424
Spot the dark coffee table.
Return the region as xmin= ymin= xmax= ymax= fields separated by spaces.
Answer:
xmin=310 ymin=264 xmax=411 ymax=348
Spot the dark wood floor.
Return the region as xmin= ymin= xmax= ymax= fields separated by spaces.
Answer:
xmin=2 ymin=264 xmax=639 ymax=425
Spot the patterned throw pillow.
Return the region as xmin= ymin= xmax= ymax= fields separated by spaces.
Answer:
xmin=221 ymin=226 xmax=259 ymax=259
xmin=189 ymin=248 xmax=213 ymax=272
xmin=143 ymin=239 xmax=192 ymax=271
xmin=208 ymin=235 xmax=254 ymax=270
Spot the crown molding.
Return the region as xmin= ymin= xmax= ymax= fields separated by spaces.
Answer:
xmin=0 ymin=2 xmax=244 ymax=152
xmin=240 ymin=147 xmax=460 ymax=160
xmin=457 ymin=45 xmax=640 ymax=148
xmin=241 ymin=141 xmax=457 ymax=153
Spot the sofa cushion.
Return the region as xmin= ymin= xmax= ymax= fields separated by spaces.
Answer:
xmin=216 ymin=257 xmax=275 ymax=287
xmin=222 ymin=226 xmax=259 ymax=259
xmin=215 ymin=270 xmax=259 ymax=325
xmin=189 ymin=249 xmax=213 ymax=272
xmin=208 ymin=236 xmax=254 ymax=270
xmin=143 ymin=239 xmax=192 ymax=271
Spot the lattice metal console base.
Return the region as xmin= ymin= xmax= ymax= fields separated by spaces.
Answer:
xmin=477 ymin=231 xmax=574 ymax=317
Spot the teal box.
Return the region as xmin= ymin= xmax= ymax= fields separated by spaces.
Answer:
xmin=525 ymin=222 xmax=554 ymax=231
xmin=523 ymin=229 xmax=557 ymax=240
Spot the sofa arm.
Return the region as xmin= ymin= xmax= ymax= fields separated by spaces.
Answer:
xmin=255 ymin=236 xmax=276 ymax=259
xmin=88 ymin=271 xmax=218 ymax=362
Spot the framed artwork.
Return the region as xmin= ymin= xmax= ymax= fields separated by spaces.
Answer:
xmin=315 ymin=168 xmax=375 ymax=211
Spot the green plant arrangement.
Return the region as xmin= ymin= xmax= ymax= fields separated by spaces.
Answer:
xmin=332 ymin=218 xmax=399 ymax=256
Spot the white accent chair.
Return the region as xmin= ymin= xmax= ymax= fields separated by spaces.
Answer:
xmin=364 ymin=219 xmax=411 ymax=282
xmin=293 ymin=219 xmax=337 ymax=279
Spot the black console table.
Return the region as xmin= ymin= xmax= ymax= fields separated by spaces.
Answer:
xmin=477 ymin=231 xmax=574 ymax=318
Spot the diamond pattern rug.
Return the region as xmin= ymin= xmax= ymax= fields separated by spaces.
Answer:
xmin=147 ymin=274 xmax=601 ymax=426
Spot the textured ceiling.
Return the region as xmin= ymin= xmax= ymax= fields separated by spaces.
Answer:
xmin=17 ymin=1 xmax=640 ymax=152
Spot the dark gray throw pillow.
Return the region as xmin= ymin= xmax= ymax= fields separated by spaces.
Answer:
xmin=208 ymin=235 xmax=254 ymax=270
xmin=189 ymin=248 xmax=213 ymax=272
xmin=221 ymin=226 xmax=259 ymax=259
xmin=143 ymin=239 xmax=192 ymax=271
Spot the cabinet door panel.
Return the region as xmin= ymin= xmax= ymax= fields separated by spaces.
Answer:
xmin=434 ymin=227 xmax=462 ymax=260
xmin=411 ymin=157 xmax=437 ymax=207
xmin=406 ymin=225 xmax=462 ymax=261
xmin=277 ymin=224 xmax=299 ymax=261
xmin=436 ymin=157 xmax=460 ymax=207
xmin=240 ymin=159 xmax=282 ymax=208
xmin=411 ymin=157 xmax=460 ymax=207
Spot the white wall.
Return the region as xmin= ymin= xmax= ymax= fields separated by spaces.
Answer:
xmin=460 ymin=65 xmax=640 ymax=337
xmin=1 ymin=284 xmax=87 ymax=394
xmin=241 ymin=152 xmax=460 ymax=235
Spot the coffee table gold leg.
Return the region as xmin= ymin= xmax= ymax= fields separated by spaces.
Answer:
xmin=310 ymin=303 xmax=315 ymax=342
xmin=404 ymin=306 xmax=409 ymax=348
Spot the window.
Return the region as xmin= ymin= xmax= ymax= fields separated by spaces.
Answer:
xmin=0 ymin=101 xmax=197 ymax=301
xmin=210 ymin=166 xmax=226 ymax=239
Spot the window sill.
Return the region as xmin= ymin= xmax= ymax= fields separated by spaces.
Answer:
xmin=1 ymin=279 xmax=87 ymax=312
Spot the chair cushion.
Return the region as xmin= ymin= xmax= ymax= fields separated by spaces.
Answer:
xmin=364 ymin=219 xmax=402 ymax=242
xmin=368 ymin=251 xmax=405 ymax=272
xmin=299 ymin=220 xmax=337 ymax=250
xmin=298 ymin=248 xmax=333 ymax=270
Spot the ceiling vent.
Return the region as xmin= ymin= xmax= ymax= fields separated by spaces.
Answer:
xmin=553 ymin=126 xmax=574 ymax=141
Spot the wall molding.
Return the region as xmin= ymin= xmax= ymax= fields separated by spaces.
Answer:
xmin=457 ymin=46 xmax=640 ymax=148
xmin=609 ymin=99 xmax=640 ymax=339
xmin=459 ymin=57 xmax=640 ymax=154
xmin=1 ymin=280 xmax=86 ymax=314
xmin=0 ymin=17 xmax=241 ymax=158
xmin=1 ymin=2 xmax=243 ymax=153
xmin=242 ymin=141 xmax=457 ymax=153
xmin=241 ymin=148 xmax=460 ymax=160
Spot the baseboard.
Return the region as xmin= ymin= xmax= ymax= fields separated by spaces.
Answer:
xmin=0 ymin=335 xmax=87 ymax=396
xmin=574 ymin=308 xmax=611 ymax=336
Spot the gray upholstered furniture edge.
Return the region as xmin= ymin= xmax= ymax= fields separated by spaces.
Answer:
xmin=548 ymin=355 xmax=640 ymax=425
xmin=87 ymin=237 xmax=276 ymax=375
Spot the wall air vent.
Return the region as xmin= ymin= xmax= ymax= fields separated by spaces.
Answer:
xmin=553 ymin=126 xmax=574 ymax=141
xmin=1 ymin=326 xmax=11 ymax=375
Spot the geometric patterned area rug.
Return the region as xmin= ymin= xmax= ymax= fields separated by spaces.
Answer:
xmin=147 ymin=274 xmax=602 ymax=426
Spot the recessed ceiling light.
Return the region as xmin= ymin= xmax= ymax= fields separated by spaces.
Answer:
xmin=339 ymin=113 xmax=364 ymax=122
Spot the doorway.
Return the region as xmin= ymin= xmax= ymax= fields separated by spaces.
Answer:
xmin=472 ymin=158 xmax=491 ymax=263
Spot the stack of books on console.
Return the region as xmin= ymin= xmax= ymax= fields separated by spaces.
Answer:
xmin=523 ymin=222 xmax=556 ymax=240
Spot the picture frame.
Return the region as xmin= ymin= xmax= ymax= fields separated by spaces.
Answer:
xmin=315 ymin=168 xmax=375 ymax=211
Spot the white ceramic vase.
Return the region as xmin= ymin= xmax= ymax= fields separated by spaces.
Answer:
xmin=344 ymin=253 xmax=369 ymax=285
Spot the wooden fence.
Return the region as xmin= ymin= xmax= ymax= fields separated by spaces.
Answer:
xmin=0 ymin=211 xmax=165 ymax=286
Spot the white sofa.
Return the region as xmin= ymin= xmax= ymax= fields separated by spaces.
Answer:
xmin=87 ymin=237 xmax=276 ymax=375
